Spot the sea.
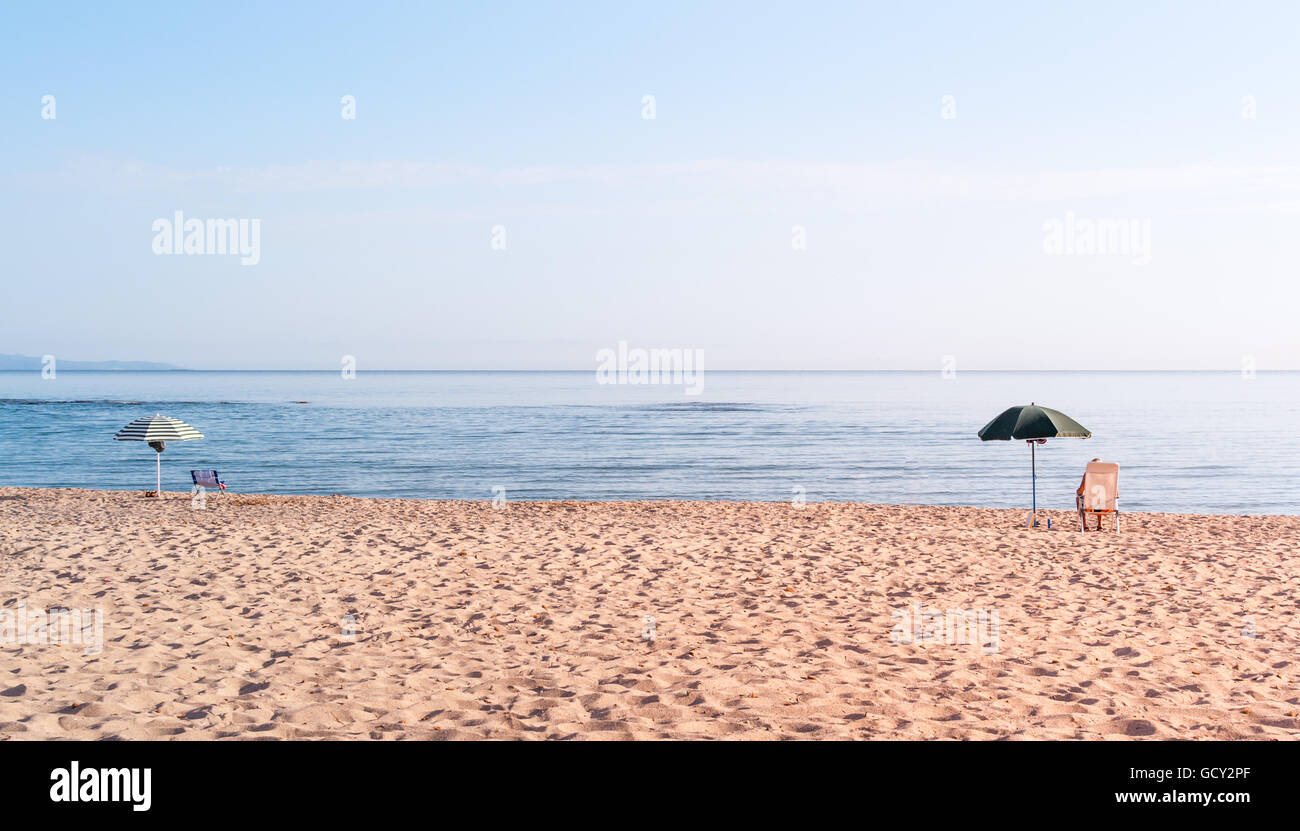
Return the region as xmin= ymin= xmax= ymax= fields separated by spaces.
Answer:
xmin=0 ymin=370 xmax=1296 ymax=514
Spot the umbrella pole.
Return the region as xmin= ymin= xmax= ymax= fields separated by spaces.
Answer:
xmin=1028 ymin=440 xmax=1038 ymax=528
xmin=156 ymin=451 xmax=161 ymax=495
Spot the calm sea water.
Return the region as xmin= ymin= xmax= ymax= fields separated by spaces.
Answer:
xmin=0 ymin=371 xmax=1296 ymax=514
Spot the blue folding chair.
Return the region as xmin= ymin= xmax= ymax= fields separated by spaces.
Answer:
xmin=190 ymin=469 xmax=228 ymax=495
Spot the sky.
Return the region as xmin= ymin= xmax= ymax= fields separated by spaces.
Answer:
xmin=3 ymin=0 xmax=1299 ymax=370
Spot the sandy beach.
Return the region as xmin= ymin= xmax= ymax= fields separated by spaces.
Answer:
xmin=1 ymin=486 xmax=1297 ymax=740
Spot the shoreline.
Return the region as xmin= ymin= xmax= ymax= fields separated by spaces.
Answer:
xmin=2 ymin=486 xmax=1297 ymax=739
xmin=0 ymin=485 xmax=1291 ymax=520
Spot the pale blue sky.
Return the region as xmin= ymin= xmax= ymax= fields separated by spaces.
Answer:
xmin=4 ymin=1 xmax=1299 ymax=369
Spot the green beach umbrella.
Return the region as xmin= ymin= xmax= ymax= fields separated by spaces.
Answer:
xmin=978 ymin=403 xmax=1091 ymax=527
xmin=114 ymin=414 xmax=204 ymax=495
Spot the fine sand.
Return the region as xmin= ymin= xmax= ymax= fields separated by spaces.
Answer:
xmin=1 ymin=487 xmax=1297 ymax=740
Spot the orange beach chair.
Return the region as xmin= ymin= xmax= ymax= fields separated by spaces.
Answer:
xmin=1076 ymin=461 xmax=1119 ymax=532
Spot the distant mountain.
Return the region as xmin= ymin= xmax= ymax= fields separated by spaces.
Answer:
xmin=0 ymin=353 xmax=183 ymax=371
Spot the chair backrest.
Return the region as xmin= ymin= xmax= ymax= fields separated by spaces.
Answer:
xmin=191 ymin=469 xmax=221 ymax=488
xmin=1081 ymin=462 xmax=1119 ymax=511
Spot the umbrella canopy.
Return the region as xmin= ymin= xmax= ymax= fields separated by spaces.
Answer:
xmin=114 ymin=414 xmax=205 ymax=444
xmin=977 ymin=404 xmax=1091 ymax=441
xmin=978 ymin=403 xmax=1090 ymax=526
xmin=114 ymin=414 xmax=204 ymax=494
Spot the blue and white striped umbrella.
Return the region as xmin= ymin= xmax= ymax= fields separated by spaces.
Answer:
xmin=114 ymin=414 xmax=204 ymax=494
